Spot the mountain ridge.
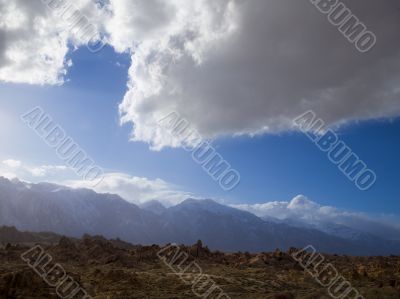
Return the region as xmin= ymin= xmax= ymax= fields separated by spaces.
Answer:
xmin=0 ymin=177 xmax=399 ymax=255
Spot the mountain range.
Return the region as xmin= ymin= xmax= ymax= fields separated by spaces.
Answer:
xmin=0 ymin=176 xmax=399 ymax=255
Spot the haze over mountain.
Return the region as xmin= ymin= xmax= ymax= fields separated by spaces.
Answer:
xmin=233 ymin=195 xmax=400 ymax=242
xmin=1 ymin=176 xmax=399 ymax=256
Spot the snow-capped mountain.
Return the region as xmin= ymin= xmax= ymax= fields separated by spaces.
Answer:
xmin=0 ymin=177 xmax=399 ymax=255
xmin=235 ymin=195 xmax=400 ymax=242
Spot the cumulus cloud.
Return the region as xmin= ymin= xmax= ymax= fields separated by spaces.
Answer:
xmin=0 ymin=0 xmax=104 ymax=84
xmin=114 ymin=0 xmax=400 ymax=149
xmin=233 ymin=195 xmax=400 ymax=240
xmin=65 ymin=172 xmax=193 ymax=206
xmin=233 ymin=195 xmax=341 ymax=219
xmin=1 ymin=0 xmax=400 ymax=145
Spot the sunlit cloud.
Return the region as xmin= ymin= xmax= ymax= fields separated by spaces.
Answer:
xmin=66 ymin=172 xmax=193 ymax=207
xmin=233 ymin=195 xmax=400 ymax=240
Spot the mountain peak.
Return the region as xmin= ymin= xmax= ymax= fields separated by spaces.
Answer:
xmin=180 ymin=198 xmax=218 ymax=206
xmin=140 ymin=200 xmax=167 ymax=215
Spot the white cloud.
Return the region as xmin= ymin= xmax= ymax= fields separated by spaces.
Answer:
xmin=0 ymin=159 xmax=192 ymax=206
xmin=1 ymin=0 xmax=400 ymax=145
xmin=233 ymin=195 xmax=400 ymax=240
xmin=2 ymin=159 xmax=22 ymax=168
xmin=233 ymin=195 xmax=337 ymax=219
xmin=0 ymin=171 xmax=18 ymax=180
xmin=66 ymin=172 xmax=192 ymax=207
xmin=0 ymin=158 xmax=191 ymax=206
xmin=0 ymin=0 xmax=104 ymax=85
xmin=0 ymin=159 xmax=69 ymax=179
xmin=113 ymin=0 xmax=400 ymax=149
xmin=27 ymin=165 xmax=68 ymax=177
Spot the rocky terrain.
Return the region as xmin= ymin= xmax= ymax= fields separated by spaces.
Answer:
xmin=0 ymin=228 xmax=399 ymax=298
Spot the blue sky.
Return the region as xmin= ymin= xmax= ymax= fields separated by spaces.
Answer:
xmin=0 ymin=45 xmax=399 ymax=218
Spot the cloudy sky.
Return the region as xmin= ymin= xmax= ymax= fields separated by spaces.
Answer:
xmin=0 ymin=0 xmax=399 ymax=223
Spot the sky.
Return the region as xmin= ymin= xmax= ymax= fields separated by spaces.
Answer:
xmin=0 ymin=0 xmax=399 ymax=226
